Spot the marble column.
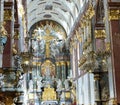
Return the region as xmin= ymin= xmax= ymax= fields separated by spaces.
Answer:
xmin=0 ymin=0 xmax=4 ymax=67
xmin=60 ymin=61 xmax=66 ymax=84
xmin=2 ymin=1 xmax=13 ymax=67
xmin=108 ymin=2 xmax=120 ymax=104
xmin=67 ymin=61 xmax=70 ymax=78
xmin=56 ymin=62 xmax=61 ymax=79
xmin=103 ymin=1 xmax=116 ymax=105
xmin=94 ymin=73 xmax=102 ymax=105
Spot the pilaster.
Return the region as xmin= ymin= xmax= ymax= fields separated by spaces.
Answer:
xmin=2 ymin=1 xmax=13 ymax=67
xmin=108 ymin=2 xmax=120 ymax=104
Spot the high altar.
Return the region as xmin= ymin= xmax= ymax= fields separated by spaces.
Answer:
xmin=23 ymin=21 xmax=73 ymax=105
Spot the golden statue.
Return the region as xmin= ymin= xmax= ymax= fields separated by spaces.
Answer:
xmin=0 ymin=22 xmax=8 ymax=37
xmin=41 ymin=27 xmax=55 ymax=58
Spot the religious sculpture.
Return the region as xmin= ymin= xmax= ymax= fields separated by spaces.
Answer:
xmin=32 ymin=38 xmax=45 ymax=55
xmin=64 ymin=79 xmax=70 ymax=90
xmin=33 ymin=27 xmax=45 ymax=37
xmin=43 ymin=66 xmax=52 ymax=87
xmin=14 ymin=55 xmax=22 ymax=69
xmin=37 ymin=76 xmax=43 ymax=91
xmin=50 ymin=39 xmax=59 ymax=57
xmin=0 ymin=23 xmax=8 ymax=53
xmin=56 ymin=79 xmax=62 ymax=91
xmin=29 ymin=79 xmax=34 ymax=92
xmin=17 ymin=73 xmax=24 ymax=88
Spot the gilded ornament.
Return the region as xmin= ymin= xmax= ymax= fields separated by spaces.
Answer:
xmin=12 ymin=44 xmax=17 ymax=55
xmin=109 ymin=98 xmax=117 ymax=105
xmin=88 ymin=5 xmax=95 ymax=19
xmin=67 ymin=61 xmax=70 ymax=66
xmin=80 ymin=21 xmax=84 ymax=28
xmin=13 ymin=31 xmax=19 ymax=40
xmin=105 ymin=42 xmax=110 ymax=52
xmin=84 ymin=4 xmax=95 ymax=20
xmin=76 ymin=30 xmax=82 ymax=42
xmin=78 ymin=54 xmax=87 ymax=67
xmin=95 ymin=30 xmax=106 ymax=39
xmin=41 ymin=60 xmax=55 ymax=76
xmin=109 ymin=9 xmax=120 ymax=20
xmin=60 ymin=61 xmax=65 ymax=66
xmin=56 ymin=62 xmax=60 ymax=66
xmin=0 ymin=22 xmax=8 ymax=37
xmin=42 ymin=85 xmax=57 ymax=101
xmin=94 ymin=74 xmax=100 ymax=80
xmin=4 ymin=10 xmax=12 ymax=20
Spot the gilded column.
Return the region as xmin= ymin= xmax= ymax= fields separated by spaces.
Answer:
xmin=108 ymin=2 xmax=120 ymax=104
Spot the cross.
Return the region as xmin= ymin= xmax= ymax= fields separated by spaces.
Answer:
xmin=41 ymin=27 xmax=55 ymax=58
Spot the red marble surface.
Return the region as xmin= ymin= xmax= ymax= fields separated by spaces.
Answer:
xmin=95 ymin=39 xmax=105 ymax=52
xmin=2 ymin=20 xmax=12 ymax=67
xmin=110 ymin=20 xmax=120 ymax=103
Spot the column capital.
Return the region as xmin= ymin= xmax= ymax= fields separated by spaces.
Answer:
xmin=108 ymin=2 xmax=120 ymax=20
xmin=109 ymin=9 xmax=120 ymax=20
xmin=55 ymin=62 xmax=60 ymax=66
xmin=66 ymin=61 xmax=70 ymax=66
xmin=60 ymin=61 xmax=66 ymax=66
xmin=4 ymin=9 xmax=12 ymax=20
xmin=95 ymin=30 xmax=106 ymax=39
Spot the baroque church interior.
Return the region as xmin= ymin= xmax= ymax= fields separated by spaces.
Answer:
xmin=0 ymin=0 xmax=120 ymax=105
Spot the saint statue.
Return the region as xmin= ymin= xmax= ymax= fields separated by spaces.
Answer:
xmin=37 ymin=76 xmax=43 ymax=91
xmin=0 ymin=23 xmax=8 ymax=53
xmin=56 ymin=79 xmax=62 ymax=91
xmin=64 ymin=79 xmax=70 ymax=90
xmin=17 ymin=73 xmax=24 ymax=88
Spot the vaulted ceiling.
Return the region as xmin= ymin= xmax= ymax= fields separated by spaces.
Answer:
xmin=26 ymin=0 xmax=85 ymax=36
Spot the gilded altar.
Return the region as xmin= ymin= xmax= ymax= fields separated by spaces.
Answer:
xmin=42 ymin=85 xmax=57 ymax=101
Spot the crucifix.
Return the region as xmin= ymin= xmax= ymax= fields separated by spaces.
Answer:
xmin=41 ymin=27 xmax=55 ymax=58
